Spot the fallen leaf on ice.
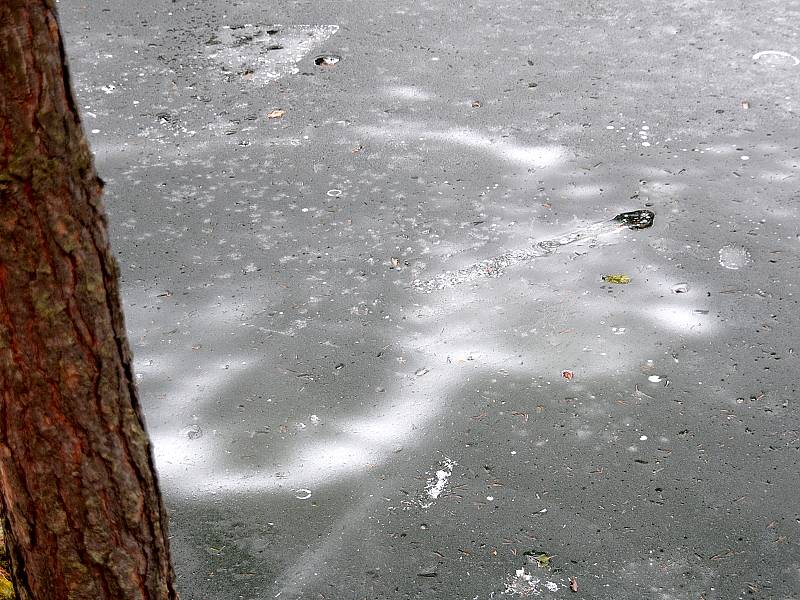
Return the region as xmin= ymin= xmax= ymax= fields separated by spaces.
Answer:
xmin=523 ymin=550 xmax=553 ymax=569
xmin=602 ymin=274 xmax=632 ymax=284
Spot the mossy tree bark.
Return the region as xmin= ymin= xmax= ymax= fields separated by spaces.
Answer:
xmin=0 ymin=2 xmax=178 ymax=598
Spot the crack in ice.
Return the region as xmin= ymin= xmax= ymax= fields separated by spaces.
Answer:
xmin=412 ymin=210 xmax=655 ymax=293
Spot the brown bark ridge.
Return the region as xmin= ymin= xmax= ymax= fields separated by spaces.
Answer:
xmin=0 ymin=1 xmax=178 ymax=598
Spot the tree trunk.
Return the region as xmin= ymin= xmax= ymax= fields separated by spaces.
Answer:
xmin=0 ymin=2 xmax=178 ymax=598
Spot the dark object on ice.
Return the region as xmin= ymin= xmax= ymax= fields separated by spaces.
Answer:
xmin=612 ymin=209 xmax=655 ymax=229
xmin=315 ymin=54 xmax=341 ymax=66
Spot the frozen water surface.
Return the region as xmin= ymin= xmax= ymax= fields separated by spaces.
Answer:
xmin=58 ymin=1 xmax=800 ymax=599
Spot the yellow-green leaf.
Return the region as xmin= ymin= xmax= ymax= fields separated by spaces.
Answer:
xmin=602 ymin=274 xmax=631 ymax=284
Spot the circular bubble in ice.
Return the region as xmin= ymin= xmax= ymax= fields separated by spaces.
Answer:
xmin=718 ymin=244 xmax=752 ymax=270
xmin=752 ymin=50 xmax=800 ymax=66
xmin=294 ymin=488 xmax=312 ymax=500
xmin=671 ymin=283 xmax=689 ymax=294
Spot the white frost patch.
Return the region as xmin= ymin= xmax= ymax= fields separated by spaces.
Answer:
xmin=208 ymin=24 xmax=339 ymax=86
xmin=415 ymin=457 xmax=456 ymax=509
xmin=426 ymin=459 xmax=454 ymax=500
xmin=502 ymin=568 xmax=561 ymax=596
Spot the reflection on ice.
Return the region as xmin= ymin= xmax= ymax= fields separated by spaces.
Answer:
xmin=153 ymin=365 xmax=458 ymax=495
xmin=153 ymin=435 xmax=377 ymax=494
xmin=384 ymin=85 xmax=434 ymax=101
xmin=359 ymin=122 xmax=568 ymax=169
xmin=650 ymin=303 xmax=713 ymax=334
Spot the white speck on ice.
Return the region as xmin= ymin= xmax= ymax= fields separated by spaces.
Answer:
xmin=640 ymin=435 xmax=648 ymax=441
xmin=648 ymin=375 xmax=662 ymax=383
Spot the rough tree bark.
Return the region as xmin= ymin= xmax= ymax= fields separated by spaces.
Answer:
xmin=0 ymin=2 xmax=178 ymax=598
